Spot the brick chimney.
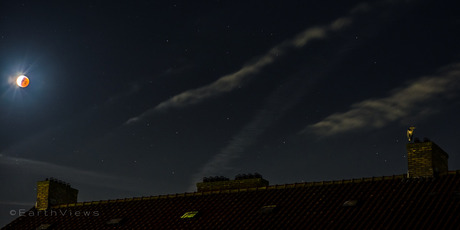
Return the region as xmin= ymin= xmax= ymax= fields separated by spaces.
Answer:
xmin=196 ymin=173 xmax=269 ymax=192
xmin=407 ymin=139 xmax=449 ymax=178
xmin=35 ymin=178 xmax=78 ymax=210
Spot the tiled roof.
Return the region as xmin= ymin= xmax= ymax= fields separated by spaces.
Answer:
xmin=4 ymin=171 xmax=460 ymax=229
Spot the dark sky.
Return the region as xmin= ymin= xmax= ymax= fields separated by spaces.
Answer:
xmin=2 ymin=0 xmax=460 ymax=226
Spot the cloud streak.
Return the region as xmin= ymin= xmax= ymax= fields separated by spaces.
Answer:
xmin=125 ymin=17 xmax=352 ymax=125
xmin=187 ymin=78 xmax=307 ymax=191
xmin=0 ymin=155 xmax=140 ymax=192
xmin=304 ymin=63 xmax=460 ymax=137
xmin=0 ymin=201 xmax=33 ymax=206
xmin=177 ymin=1 xmax=404 ymax=188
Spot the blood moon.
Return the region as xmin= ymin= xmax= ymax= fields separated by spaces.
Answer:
xmin=16 ymin=75 xmax=30 ymax=88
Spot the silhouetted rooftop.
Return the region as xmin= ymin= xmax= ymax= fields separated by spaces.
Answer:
xmin=4 ymin=171 xmax=460 ymax=229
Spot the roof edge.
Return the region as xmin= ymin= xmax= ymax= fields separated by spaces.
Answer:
xmin=51 ymin=170 xmax=460 ymax=209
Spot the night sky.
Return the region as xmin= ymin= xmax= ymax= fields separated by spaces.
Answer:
xmin=2 ymin=0 xmax=460 ymax=226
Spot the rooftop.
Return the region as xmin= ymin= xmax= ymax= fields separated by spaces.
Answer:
xmin=4 ymin=171 xmax=460 ymax=229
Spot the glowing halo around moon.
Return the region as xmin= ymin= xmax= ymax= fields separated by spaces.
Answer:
xmin=16 ymin=75 xmax=30 ymax=88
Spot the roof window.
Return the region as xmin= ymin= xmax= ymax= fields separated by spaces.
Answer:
xmin=106 ymin=218 xmax=124 ymax=225
xmin=36 ymin=224 xmax=53 ymax=230
xmin=259 ymin=205 xmax=278 ymax=214
xmin=342 ymin=200 xmax=358 ymax=207
xmin=181 ymin=211 xmax=199 ymax=219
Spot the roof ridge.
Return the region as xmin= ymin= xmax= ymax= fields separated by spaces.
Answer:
xmin=51 ymin=171 xmax=460 ymax=209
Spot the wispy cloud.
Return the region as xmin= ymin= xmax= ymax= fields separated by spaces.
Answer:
xmin=186 ymin=109 xmax=273 ymax=191
xmin=125 ymin=17 xmax=352 ymax=125
xmin=0 ymin=155 xmax=139 ymax=191
xmin=303 ymin=63 xmax=460 ymax=137
xmin=105 ymin=82 xmax=141 ymax=105
xmin=187 ymin=78 xmax=307 ymax=191
xmin=0 ymin=201 xmax=33 ymax=206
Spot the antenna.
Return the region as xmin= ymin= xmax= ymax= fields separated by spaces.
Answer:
xmin=407 ymin=126 xmax=416 ymax=142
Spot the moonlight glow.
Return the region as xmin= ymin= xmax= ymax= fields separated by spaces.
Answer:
xmin=16 ymin=75 xmax=30 ymax=88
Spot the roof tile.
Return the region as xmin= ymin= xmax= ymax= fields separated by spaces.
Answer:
xmin=4 ymin=172 xmax=460 ymax=229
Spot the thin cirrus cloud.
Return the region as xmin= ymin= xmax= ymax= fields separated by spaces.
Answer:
xmin=186 ymin=113 xmax=267 ymax=191
xmin=124 ymin=17 xmax=353 ymax=125
xmin=304 ymin=63 xmax=460 ymax=137
xmin=186 ymin=77 xmax=306 ymax=191
xmin=0 ymin=154 xmax=140 ymax=192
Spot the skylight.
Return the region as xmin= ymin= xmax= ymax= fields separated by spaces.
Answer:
xmin=106 ymin=218 xmax=124 ymax=225
xmin=342 ymin=200 xmax=358 ymax=207
xmin=259 ymin=205 xmax=277 ymax=214
xmin=181 ymin=211 xmax=199 ymax=219
xmin=36 ymin=224 xmax=52 ymax=230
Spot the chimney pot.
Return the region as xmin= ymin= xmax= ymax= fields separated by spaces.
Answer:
xmin=197 ymin=173 xmax=269 ymax=192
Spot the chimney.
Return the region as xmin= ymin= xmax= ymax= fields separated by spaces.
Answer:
xmin=36 ymin=178 xmax=78 ymax=210
xmin=196 ymin=173 xmax=269 ymax=192
xmin=407 ymin=139 xmax=449 ymax=178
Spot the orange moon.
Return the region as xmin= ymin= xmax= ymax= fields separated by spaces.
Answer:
xmin=16 ymin=75 xmax=30 ymax=88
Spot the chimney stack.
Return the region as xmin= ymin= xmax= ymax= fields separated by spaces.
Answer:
xmin=407 ymin=139 xmax=449 ymax=178
xmin=36 ymin=178 xmax=78 ymax=210
xmin=196 ymin=173 xmax=269 ymax=192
